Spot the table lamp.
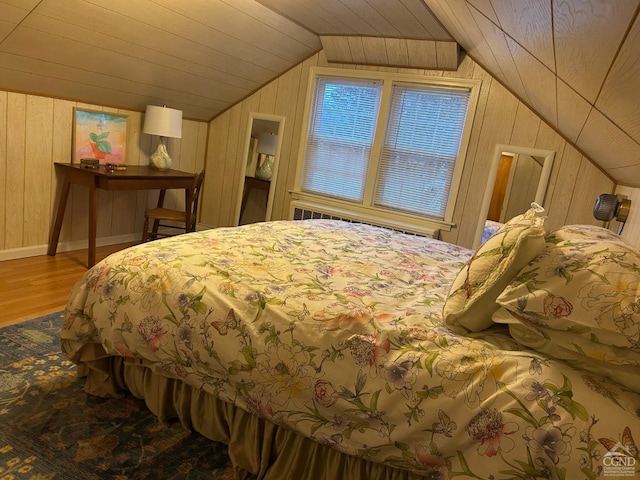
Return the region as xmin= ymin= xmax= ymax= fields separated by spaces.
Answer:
xmin=143 ymin=105 xmax=182 ymax=170
xmin=255 ymin=132 xmax=277 ymax=180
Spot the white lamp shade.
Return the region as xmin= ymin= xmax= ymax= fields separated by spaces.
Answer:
xmin=143 ymin=105 xmax=182 ymax=138
xmin=257 ymin=132 xmax=277 ymax=155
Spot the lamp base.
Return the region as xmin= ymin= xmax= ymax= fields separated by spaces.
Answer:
xmin=255 ymin=154 xmax=274 ymax=180
xmin=149 ymin=139 xmax=172 ymax=171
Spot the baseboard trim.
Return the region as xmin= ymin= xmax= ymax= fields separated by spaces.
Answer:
xmin=196 ymin=223 xmax=216 ymax=231
xmin=0 ymin=224 xmax=212 ymax=262
xmin=0 ymin=233 xmax=140 ymax=262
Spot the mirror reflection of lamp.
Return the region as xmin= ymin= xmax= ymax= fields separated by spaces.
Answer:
xmin=143 ymin=105 xmax=182 ymax=171
xmin=593 ymin=193 xmax=631 ymax=234
xmin=255 ymin=132 xmax=277 ymax=180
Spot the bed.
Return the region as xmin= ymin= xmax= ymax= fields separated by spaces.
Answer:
xmin=481 ymin=219 xmax=504 ymax=244
xmin=61 ymin=210 xmax=640 ymax=480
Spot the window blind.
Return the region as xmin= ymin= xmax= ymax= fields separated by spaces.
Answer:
xmin=374 ymin=83 xmax=471 ymax=219
xmin=301 ymin=77 xmax=382 ymax=202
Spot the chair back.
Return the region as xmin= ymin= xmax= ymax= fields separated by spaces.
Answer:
xmin=187 ymin=170 xmax=205 ymax=230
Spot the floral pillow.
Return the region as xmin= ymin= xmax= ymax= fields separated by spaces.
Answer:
xmin=443 ymin=204 xmax=547 ymax=334
xmin=547 ymin=223 xmax=622 ymax=243
xmin=492 ymin=308 xmax=640 ymax=393
xmin=494 ymin=225 xmax=640 ymax=379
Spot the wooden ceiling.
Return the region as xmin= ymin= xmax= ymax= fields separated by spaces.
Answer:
xmin=0 ymin=0 xmax=321 ymax=120
xmin=0 ymin=0 xmax=446 ymax=121
xmin=425 ymin=0 xmax=640 ymax=187
xmin=1 ymin=0 xmax=639 ymax=187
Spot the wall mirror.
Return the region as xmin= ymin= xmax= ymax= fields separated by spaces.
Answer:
xmin=473 ymin=144 xmax=555 ymax=247
xmin=235 ymin=113 xmax=285 ymax=226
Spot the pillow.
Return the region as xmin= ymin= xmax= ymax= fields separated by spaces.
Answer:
xmin=494 ymin=225 xmax=640 ymax=387
xmin=443 ymin=204 xmax=547 ymax=334
xmin=547 ymin=223 xmax=623 ymax=243
xmin=493 ymin=308 xmax=640 ymax=393
xmin=492 ymin=306 xmax=640 ymax=365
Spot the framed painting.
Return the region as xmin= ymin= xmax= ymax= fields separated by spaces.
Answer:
xmin=72 ymin=108 xmax=128 ymax=163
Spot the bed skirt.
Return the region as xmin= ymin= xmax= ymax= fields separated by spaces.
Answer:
xmin=77 ymin=356 xmax=428 ymax=480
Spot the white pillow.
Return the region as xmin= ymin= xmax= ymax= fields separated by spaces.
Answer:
xmin=443 ymin=204 xmax=546 ymax=334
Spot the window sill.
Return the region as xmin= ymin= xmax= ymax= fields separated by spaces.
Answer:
xmin=289 ymin=193 xmax=454 ymax=238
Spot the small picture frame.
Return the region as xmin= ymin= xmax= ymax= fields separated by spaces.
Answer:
xmin=72 ymin=108 xmax=128 ymax=163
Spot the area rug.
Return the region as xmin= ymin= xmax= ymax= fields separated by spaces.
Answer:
xmin=0 ymin=311 xmax=235 ymax=479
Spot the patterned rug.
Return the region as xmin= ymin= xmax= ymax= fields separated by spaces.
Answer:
xmin=0 ymin=312 xmax=235 ymax=479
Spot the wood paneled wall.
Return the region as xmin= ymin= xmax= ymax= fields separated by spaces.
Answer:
xmin=0 ymin=91 xmax=208 ymax=260
xmin=614 ymin=185 xmax=640 ymax=249
xmin=0 ymin=50 xmax=620 ymax=260
xmin=202 ymin=51 xmax=614 ymax=248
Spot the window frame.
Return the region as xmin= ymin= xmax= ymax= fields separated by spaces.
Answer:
xmin=293 ymin=67 xmax=481 ymax=231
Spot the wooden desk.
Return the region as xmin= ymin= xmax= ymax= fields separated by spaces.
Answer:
xmin=48 ymin=163 xmax=196 ymax=268
xmin=239 ymin=176 xmax=270 ymax=221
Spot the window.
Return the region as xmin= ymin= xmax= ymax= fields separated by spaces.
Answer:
xmin=297 ymin=69 xmax=478 ymax=225
xmin=302 ymin=77 xmax=382 ymax=202
xmin=375 ymin=83 xmax=471 ymax=218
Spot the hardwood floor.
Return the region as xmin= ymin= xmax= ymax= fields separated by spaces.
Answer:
xmin=0 ymin=243 xmax=137 ymax=327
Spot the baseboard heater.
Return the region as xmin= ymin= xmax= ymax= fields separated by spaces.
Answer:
xmin=290 ymin=201 xmax=439 ymax=239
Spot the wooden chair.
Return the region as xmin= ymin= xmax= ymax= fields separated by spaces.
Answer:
xmin=142 ymin=170 xmax=205 ymax=242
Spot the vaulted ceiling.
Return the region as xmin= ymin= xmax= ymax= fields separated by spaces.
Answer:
xmin=1 ymin=0 xmax=639 ymax=187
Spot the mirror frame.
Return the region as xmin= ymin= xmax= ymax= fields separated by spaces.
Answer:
xmin=235 ymin=112 xmax=286 ymax=226
xmin=473 ymin=144 xmax=555 ymax=248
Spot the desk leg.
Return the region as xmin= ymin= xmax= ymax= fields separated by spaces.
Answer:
xmin=47 ymin=178 xmax=71 ymax=256
xmin=88 ymin=184 xmax=98 ymax=268
xmin=239 ymin=186 xmax=250 ymax=223
xmin=151 ymin=190 xmax=167 ymax=238
xmin=184 ymin=187 xmax=193 ymax=232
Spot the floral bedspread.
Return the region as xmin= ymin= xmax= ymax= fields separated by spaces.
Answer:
xmin=481 ymin=219 xmax=504 ymax=244
xmin=61 ymin=220 xmax=640 ymax=479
